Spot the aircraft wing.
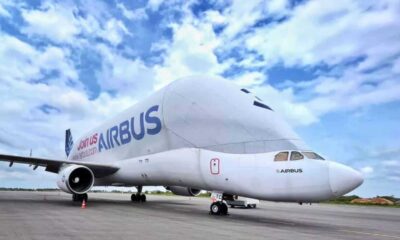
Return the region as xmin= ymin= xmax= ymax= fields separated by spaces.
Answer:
xmin=0 ymin=154 xmax=119 ymax=178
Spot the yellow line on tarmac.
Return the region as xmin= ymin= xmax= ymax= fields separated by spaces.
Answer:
xmin=339 ymin=229 xmax=400 ymax=239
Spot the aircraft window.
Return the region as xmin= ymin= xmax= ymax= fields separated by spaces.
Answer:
xmin=290 ymin=151 xmax=304 ymax=161
xmin=254 ymin=101 xmax=273 ymax=111
xmin=274 ymin=152 xmax=289 ymax=161
xmin=302 ymin=152 xmax=325 ymax=160
xmin=241 ymin=88 xmax=250 ymax=93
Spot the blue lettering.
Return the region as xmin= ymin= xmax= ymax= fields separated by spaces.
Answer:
xmin=131 ymin=113 xmax=145 ymax=140
xmin=110 ymin=126 xmax=120 ymax=147
xmin=119 ymin=120 xmax=131 ymax=145
xmin=98 ymin=133 xmax=108 ymax=152
xmin=146 ymin=105 xmax=162 ymax=135
xmin=98 ymin=105 xmax=162 ymax=153
xmin=106 ymin=129 xmax=111 ymax=149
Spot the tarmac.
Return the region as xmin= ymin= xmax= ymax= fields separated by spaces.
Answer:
xmin=0 ymin=191 xmax=399 ymax=240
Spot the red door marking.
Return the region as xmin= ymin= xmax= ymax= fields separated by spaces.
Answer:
xmin=210 ymin=158 xmax=220 ymax=175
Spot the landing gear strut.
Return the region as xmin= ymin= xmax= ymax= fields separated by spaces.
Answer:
xmin=209 ymin=192 xmax=229 ymax=215
xmin=72 ymin=193 xmax=88 ymax=202
xmin=131 ymin=186 xmax=146 ymax=202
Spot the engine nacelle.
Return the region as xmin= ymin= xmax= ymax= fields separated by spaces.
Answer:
xmin=57 ymin=165 xmax=94 ymax=194
xmin=166 ymin=186 xmax=201 ymax=196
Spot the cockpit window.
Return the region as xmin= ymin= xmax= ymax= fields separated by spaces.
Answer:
xmin=290 ymin=151 xmax=304 ymax=161
xmin=253 ymin=101 xmax=273 ymax=111
xmin=241 ymin=88 xmax=273 ymax=111
xmin=302 ymin=152 xmax=325 ymax=160
xmin=274 ymin=151 xmax=289 ymax=161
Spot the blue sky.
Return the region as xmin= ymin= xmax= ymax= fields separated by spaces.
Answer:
xmin=0 ymin=0 xmax=399 ymax=197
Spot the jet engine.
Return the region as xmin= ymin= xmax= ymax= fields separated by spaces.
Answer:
xmin=166 ymin=186 xmax=201 ymax=196
xmin=57 ymin=165 xmax=94 ymax=194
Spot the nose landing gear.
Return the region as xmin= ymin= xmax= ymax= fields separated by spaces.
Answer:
xmin=209 ymin=192 xmax=230 ymax=215
xmin=210 ymin=201 xmax=228 ymax=215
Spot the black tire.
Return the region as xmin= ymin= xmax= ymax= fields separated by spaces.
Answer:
xmin=73 ymin=194 xmax=88 ymax=202
xmin=140 ymin=194 xmax=146 ymax=202
xmin=252 ymin=204 xmax=257 ymax=208
xmin=246 ymin=204 xmax=251 ymax=208
xmin=82 ymin=193 xmax=88 ymax=202
xmin=131 ymin=194 xmax=137 ymax=202
xmin=221 ymin=202 xmax=228 ymax=215
xmin=210 ymin=202 xmax=222 ymax=215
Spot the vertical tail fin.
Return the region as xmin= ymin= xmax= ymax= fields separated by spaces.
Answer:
xmin=65 ymin=129 xmax=74 ymax=157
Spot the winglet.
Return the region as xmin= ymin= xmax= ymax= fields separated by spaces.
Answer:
xmin=65 ymin=129 xmax=74 ymax=157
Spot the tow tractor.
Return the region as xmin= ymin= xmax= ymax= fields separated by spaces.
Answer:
xmin=226 ymin=195 xmax=259 ymax=208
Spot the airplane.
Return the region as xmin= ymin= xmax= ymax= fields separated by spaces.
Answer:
xmin=0 ymin=76 xmax=363 ymax=215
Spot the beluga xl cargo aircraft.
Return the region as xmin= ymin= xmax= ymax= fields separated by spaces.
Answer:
xmin=0 ymin=76 xmax=363 ymax=215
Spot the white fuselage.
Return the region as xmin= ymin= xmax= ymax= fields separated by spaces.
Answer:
xmin=67 ymin=76 xmax=363 ymax=202
xmin=95 ymin=148 xmax=359 ymax=202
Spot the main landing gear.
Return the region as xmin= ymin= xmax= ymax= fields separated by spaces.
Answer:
xmin=72 ymin=193 xmax=88 ymax=202
xmin=131 ymin=186 xmax=146 ymax=202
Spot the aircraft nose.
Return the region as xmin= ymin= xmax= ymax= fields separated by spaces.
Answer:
xmin=329 ymin=161 xmax=364 ymax=197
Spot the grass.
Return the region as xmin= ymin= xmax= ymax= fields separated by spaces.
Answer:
xmin=322 ymin=195 xmax=400 ymax=208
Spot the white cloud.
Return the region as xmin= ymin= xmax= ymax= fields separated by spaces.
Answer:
xmin=231 ymin=71 xmax=266 ymax=88
xmin=392 ymin=57 xmax=400 ymax=74
xmin=204 ymin=10 xmax=226 ymax=25
xmin=218 ymin=0 xmax=400 ymax=123
xmin=152 ymin=13 xmax=228 ymax=89
xmin=100 ymin=18 xmax=131 ymax=46
xmin=0 ymin=3 xmax=11 ymax=18
xmin=21 ymin=2 xmax=80 ymax=43
xmin=95 ymin=44 xmax=155 ymax=96
xmin=117 ymin=2 xmax=147 ymax=21
xmin=0 ymin=32 xmax=139 ymax=160
xmin=252 ymin=85 xmax=318 ymax=126
xmin=304 ymin=68 xmax=400 ymax=116
xmin=147 ymin=0 xmax=164 ymax=11
xmin=0 ymin=34 xmax=78 ymax=84
xmin=219 ymin=0 xmax=289 ymax=39
xmin=382 ymin=160 xmax=400 ymax=167
xmin=245 ymin=0 xmax=400 ymax=68
xmin=20 ymin=1 xmax=131 ymax=46
xmin=361 ymin=166 xmax=374 ymax=174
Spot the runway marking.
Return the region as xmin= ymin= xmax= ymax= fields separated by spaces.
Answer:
xmin=339 ymin=229 xmax=400 ymax=239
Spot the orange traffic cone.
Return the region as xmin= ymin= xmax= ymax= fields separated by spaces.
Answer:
xmin=81 ymin=199 xmax=86 ymax=209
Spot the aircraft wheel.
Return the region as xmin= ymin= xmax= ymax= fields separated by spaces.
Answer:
xmin=210 ymin=202 xmax=228 ymax=215
xmin=210 ymin=202 xmax=222 ymax=215
xmin=131 ymin=194 xmax=138 ymax=202
xmin=82 ymin=193 xmax=88 ymax=201
xmin=73 ymin=193 xmax=88 ymax=202
xmin=221 ymin=202 xmax=228 ymax=215
xmin=72 ymin=194 xmax=79 ymax=202
xmin=140 ymin=194 xmax=146 ymax=202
